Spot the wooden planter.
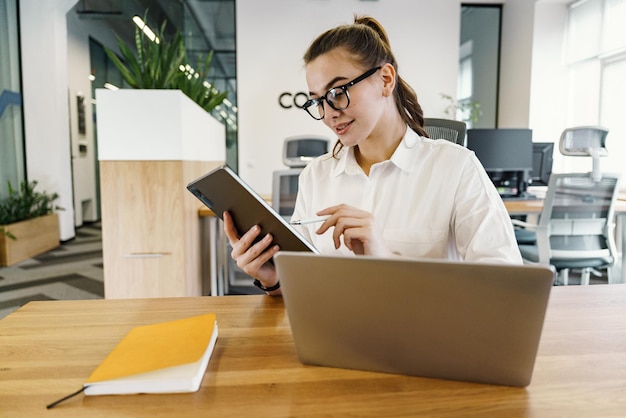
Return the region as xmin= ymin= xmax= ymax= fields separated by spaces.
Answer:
xmin=0 ymin=213 xmax=60 ymax=266
xmin=96 ymin=89 xmax=226 ymax=298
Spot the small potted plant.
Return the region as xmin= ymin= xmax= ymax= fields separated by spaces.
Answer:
xmin=441 ymin=93 xmax=482 ymax=126
xmin=0 ymin=180 xmax=61 ymax=266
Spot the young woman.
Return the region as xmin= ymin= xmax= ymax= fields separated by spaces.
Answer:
xmin=224 ymin=15 xmax=522 ymax=295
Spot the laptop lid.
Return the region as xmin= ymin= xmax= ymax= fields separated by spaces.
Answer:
xmin=274 ymin=252 xmax=554 ymax=387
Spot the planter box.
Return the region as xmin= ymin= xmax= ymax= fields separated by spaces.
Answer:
xmin=96 ymin=89 xmax=226 ymax=299
xmin=0 ymin=213 xmax=60 ymax=266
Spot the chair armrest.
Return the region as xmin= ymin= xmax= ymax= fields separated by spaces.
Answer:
xmin=511 ymin=219 xmax=536 ymax=229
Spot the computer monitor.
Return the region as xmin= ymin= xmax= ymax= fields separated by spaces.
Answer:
xmin=272 ymin=168 xmax=303 ymax=220
xmin=530 ymin=142 xmax=554 ymax=186
xmin=466 ymin=129 xmax=533 ymax=198
xmin=283 ymin=135 xmax=331 ymax=168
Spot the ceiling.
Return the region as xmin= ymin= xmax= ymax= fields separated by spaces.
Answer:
xmin=74 ymin=0 xmax=237 ymax=104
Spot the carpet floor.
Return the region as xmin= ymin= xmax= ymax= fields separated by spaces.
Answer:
xmin=0 ymin=222 xmax=104 ymax=319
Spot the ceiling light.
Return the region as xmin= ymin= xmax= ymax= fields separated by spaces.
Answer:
xmin=132 ymin=16 xmax=160 ymax=44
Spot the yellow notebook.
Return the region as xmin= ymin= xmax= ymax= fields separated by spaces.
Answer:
xmin=84 ymin=313 xmax=218 ymax=396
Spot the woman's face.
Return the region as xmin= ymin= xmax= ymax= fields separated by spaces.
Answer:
xmin=305 ymin=49 xmax=386 ymax=147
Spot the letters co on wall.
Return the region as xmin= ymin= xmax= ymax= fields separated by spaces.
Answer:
xmin=278 ymin=92 xmax=308 ymax=110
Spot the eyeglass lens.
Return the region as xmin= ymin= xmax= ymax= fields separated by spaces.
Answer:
xmin=303 ymin=66 xmax=381 ymax=120
xmin=307 ymin=89 xmax=349 ymax=120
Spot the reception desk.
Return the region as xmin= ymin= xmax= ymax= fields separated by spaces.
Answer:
xmin=1 ymin=284 xmax=625 ymax=417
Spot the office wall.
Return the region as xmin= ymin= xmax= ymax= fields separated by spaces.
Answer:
xmin=66 ymin=9 xmax=97 ymax=227
xmin=20 ymin=0 xmax=127 ymax=239
xmin=236 ymin=0 xmax=460 ymax=194
xmin=18 ymin=0 xmax=549 ymax=228
xmin=236 ymin=0 xmax=538 ymax=195
xmin=19 ymin=0 xmax=76 ymax=240
xmin=65 ymin=5 xmax=122 ymax=226
xmin=498 ymin=0 xmax=535 ymax=128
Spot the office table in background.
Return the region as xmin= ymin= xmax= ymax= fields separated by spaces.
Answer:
xmin=200 ymin=197 xmax=626 ymax=295
xmin=1 ymin=285 xmax=626 ymax=417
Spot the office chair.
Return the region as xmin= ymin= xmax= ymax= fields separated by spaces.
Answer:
xmin=423 ymin=118 xmax=467 ymax=146
xmin=559 ymin=126 xmax=608 ymax=182
xmin=513 ymin=173 xmax=620 ymax=285
xmin=514 ymin=126 xmax=610 ymax=246
xmin=512 ymin=126 xmax=620 ymax=285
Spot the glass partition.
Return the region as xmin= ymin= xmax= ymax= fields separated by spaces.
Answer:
xmin=0 ymin=0 xmax=25 ymax=199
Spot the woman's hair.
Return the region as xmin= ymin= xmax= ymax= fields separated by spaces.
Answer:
xmin=303 ymin=15 xmax=428 ymax=155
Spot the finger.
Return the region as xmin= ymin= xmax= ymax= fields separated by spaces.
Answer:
xmin=223 ymin=211 xmax=241 ymax=243
xmin=231 ymin=225 xmax=262 ymax=258
xmin=240 ymin=243 xmax=280 ymax=275
xmin=315 ymin=215 xmax=336 ymax=235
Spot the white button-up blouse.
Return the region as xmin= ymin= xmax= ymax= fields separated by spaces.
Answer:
xmin=291 ymin=127 xmax=523 ymax=264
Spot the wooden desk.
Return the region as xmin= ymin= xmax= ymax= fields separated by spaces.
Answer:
xmin=503 ymin=197 xmax=626 ymax=215
xmin=1 ymin=285 xmax=626 ymax=417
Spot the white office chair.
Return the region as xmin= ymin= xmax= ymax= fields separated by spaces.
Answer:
xmin=513 ymin=126 xmax=620 ymax=285
xmin=514 ymin=173 xmax=620 ymax=285
xmin=559 ymin=126 xmax=609 ymax=182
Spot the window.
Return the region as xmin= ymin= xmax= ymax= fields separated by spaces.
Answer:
xmin=566 ymin=0 xmax=626 ymax=175
xmin=459 ymin=5 xmax=502 ymax=128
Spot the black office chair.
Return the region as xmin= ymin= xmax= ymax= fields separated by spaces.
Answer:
xmin=423 ymin=118 xmax=467 ymax=146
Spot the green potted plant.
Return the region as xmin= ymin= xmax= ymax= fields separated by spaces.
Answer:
xmin=441 ymin=93 xmax=482 ymax=126
xmin=104 ymin=19 xmax=228 ymax=114
xmin=0 ymin=180 xmax=62 ymax=266
xmin=95 ymin=17 xmax=228 ymax=299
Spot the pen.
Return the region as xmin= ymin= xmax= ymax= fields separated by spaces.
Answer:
xmin=290 ymin=215 xmax=330 ymax=225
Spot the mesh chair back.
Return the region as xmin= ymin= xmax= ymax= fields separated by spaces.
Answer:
xmin=559 ymin=126 xmax=608 ymax=157
xmin=537 ymin=173 xmax=620 ymax=264
xmin=424 ymin=118 xmax=467 ymax=146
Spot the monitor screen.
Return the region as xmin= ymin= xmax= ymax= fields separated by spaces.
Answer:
xmin=530 ymin=142 xmax=554 ymax=186
xmin=272 ymin=169 xmax=303 ymax=219
xmin=283 ymin=136 xmax=330 ymax=168
xmin=466 ymin=129 xmax=533 ymax=172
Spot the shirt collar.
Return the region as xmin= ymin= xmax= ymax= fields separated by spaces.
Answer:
xmin=389 ymin=128 xmax=421 ymax=173
xmin=331 ymin=127 xmax=422 ymax=176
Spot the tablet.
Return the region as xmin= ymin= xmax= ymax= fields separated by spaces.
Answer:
xmin=187 ymin=165 xmax=318 ymax=254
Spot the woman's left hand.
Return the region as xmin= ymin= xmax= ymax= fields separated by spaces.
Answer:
xmin=314 ymin=204 xmax=390 ymax=257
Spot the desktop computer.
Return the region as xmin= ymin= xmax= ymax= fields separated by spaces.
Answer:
xmin=467 ymin=128 xmax=534 ymax=199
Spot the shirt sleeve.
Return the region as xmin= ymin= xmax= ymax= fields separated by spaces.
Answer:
xmin=291 ymin=164 xmax=313 ymax=244
xmin=452 ymin=154 xmax=523 ymax=264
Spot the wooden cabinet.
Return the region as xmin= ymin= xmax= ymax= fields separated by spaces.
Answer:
xmin=96 ymin=89 xmax=225 ymax=298
xmin=99 ymin=160 xmax=221 ymax=298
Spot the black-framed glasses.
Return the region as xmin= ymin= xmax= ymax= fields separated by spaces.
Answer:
xmin=302 ymin=66 xmax=381 ymax=120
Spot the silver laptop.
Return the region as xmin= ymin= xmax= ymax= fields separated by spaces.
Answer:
xmin=274 ymin=252 xmax=555 ymax=387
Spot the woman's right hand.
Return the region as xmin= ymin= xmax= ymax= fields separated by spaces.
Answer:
xmin=222 ymin=211 xmax=280 ymax=293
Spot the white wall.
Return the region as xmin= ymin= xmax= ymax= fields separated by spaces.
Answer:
xmin=498 ymin=0 xmax=536 ymax=128
xmin=19 ymin=0 xmax=77 ymax=240
xmin=236 ymin=0 xmax=460 ymax=195
xmin=20 ymin=0 xmax=132 ymax=234
xmin=65 ymin=4 xmax=124 ymax=226
xmin=66 ymin=7 xmax=97 ymax=227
